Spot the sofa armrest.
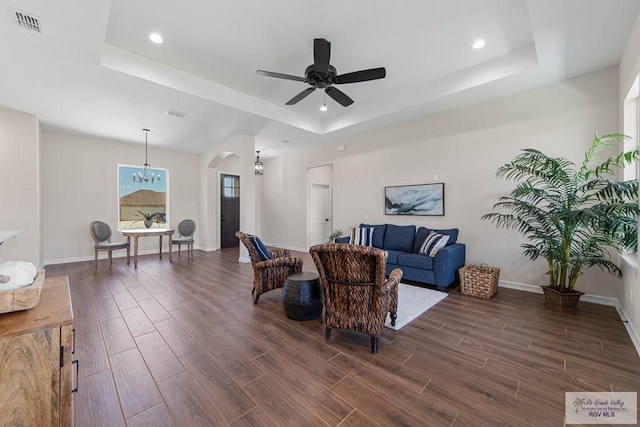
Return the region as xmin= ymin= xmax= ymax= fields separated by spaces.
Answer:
xmin=334 ymin=236 xmax=350 ymax=244
xmin=433 ymin=243 xmax=466 ymax=286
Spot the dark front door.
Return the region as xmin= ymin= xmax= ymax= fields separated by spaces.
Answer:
xmin=220 ymin=174 xmax=240 ymax=248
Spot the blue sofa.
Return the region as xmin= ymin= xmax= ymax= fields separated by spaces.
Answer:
xmin=336 ymin=223 xmax=465 ymax=291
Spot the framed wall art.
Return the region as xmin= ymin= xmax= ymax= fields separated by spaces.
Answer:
xmin=385 ymin=183 xmax=444 ymax=216
xmin=117 ymin=164 xmax=168 ymax=230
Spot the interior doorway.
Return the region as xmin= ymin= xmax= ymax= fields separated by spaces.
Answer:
xmin=220 ymin=174 xmax=240 ymax=248
xmin=308 ymin=165 xmax=333 ymax=246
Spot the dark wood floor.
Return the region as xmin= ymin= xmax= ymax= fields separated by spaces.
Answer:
xmin=45 ymin=248 xmax=640 ymax=426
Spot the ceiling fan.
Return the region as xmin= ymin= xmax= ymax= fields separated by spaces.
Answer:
xmin=256 ymin=38 xmax=386 ymax=107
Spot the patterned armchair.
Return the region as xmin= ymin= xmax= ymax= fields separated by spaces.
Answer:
xmin=236 ymin=231 xmax=303 ymax=304
xmin=309 ymin=243 xmax=403 ymax=354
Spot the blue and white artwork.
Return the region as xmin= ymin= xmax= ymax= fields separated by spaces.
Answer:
xmin=385 ymin=183 xmax=445 ymax=216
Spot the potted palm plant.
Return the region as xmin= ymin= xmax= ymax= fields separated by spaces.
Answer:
xmin=482 ymin=133 xmax=638 ymax=309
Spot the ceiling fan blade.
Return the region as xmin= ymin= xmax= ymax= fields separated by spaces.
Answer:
xmin=256 ymin=70 xmax=306 ymax=83
xmin=325 ymin=86 xmax=354 ymax=107
xmin=286 ymin=87 xmax=316 ymax=105
xmin=334 ymin=67 xmax=386 ymax=84
xmin=314 ymin=38 xmax=331 ymax=76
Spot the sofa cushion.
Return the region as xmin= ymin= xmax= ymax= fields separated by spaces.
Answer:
xmin=350 ymin=226 xmax=374 ymax=246
xmin=413 ymin=227 xmax=459 ymax=252
xmin=397 ymin=253 xmax=434 ymax=270
xmin=384 ymin=249 xmax=404 ymax=265
xmin=418 ymin=231 xmax=450 ymax=257
xmin=383 ymin=224 xmax=416 ymax=252
xmin=249 ymin=235 xmax=272 ymax=261
xmin=360 ymin=223 xmax=387 ymax=248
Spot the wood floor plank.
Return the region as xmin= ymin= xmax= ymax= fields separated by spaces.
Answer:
xmin=228 ymin=405 xmax=279 ymax=427
xmin=126 ymin=285 xmax=154 ymax=302
xmin=153 ymin=290 xmax=184 ymax=312
xmin=328 ymin=353 xmax=456 ymax=425
xmin=93 ymin=297 xmax=122 ymax=322
xmin=74 ymin=370 xmax=125 ymax=427
xmin=74 ymin=306 xmax=99 ymax=335
xmin=241 ymin=374 xmax=329 ymax=426
xmin=252 ymin=351 xmax=353 ymax=425
xmin=158 ymin=371 xmax=229 ymax=426
xmin=180 ymin=350 xmax=256 ymax=423
xmin=154 ymin=318 xmax=201 ymax=358
xmin=75 ymin=330 xmax=109 ymax=379
xmin=121 ymin=307 xmax=156 ymax=337
xmin=171 ymin=307 xmax=264 ymax=385
xmin=126 ymin=403 xmax=176 ymax=427
xmin=261 ymin=332 xmax=346 ymax=389
xmin=135 ymin=331 xmax=185 ymax=382
xmin=112 ymin=290 xmax=139 ymax=311
xmin=330 ymin=376 xmax=429 ymax=426
xmin=101 ymin=317 xmax=136 ymax=355
xmin=110 ymin=348 xmax=163 ymax=418
xmin=138 ymin=298 xmax=172 ymax=323
xmin=336 ymin=410 xmax=383 ymax=427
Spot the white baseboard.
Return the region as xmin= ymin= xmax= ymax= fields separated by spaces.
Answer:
xmin=498 ymin=280 xmax=543 ymax=294
xmin=44 ymin=246 xmax=203 ymax=266
xmin=238 ymin=256 xmax=250 ymax=263
xmin=614 ymin=303 xmax=640 ymax=359
xmin=200 ymin=246 xmax=218 ymax=252
xmin=499 ymin=280 xmax=639 ymax=358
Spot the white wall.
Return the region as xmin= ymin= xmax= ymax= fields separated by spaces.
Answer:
xmin=618 ymin=11 xmax=640 ymax=342
xmin=0 ymin=107 xmax=41 ymax=266
xmin=41 ymin=130 xmax=199 ymax=264
xmin=260 ymin=67 xmax=621 ymax=298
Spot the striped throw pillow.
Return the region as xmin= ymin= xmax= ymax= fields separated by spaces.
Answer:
xmin=419 ymin=231 xmax=450 ymax=257
xmin=350 ymin=227 xmax=374 ymax=246
xmin=249 ymin=235 xmax=272 ymax=261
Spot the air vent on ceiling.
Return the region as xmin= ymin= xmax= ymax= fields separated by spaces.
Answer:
xmin=8 ymin=7 xmax=43 ymax=34
xmin=165 ymin=109 xmax=186 ymax=118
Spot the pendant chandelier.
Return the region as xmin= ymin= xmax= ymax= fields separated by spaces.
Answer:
xmin=133 ymin=128 xmax=161 ymax=184
xmin=254 ymin=150 xmax=263 ymax=175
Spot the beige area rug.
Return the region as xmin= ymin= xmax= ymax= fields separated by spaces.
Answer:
xmin=384 ymin=283 xmax=448 ymax=330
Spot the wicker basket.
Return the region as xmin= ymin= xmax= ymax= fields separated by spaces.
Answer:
xmin=459 ymin=264 xmax=499 ymax=298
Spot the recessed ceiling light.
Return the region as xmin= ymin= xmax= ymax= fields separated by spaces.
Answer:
xmin=149 ymin=33 xmax=164 ymax=44
xmin=472 ymin=39 xmax=486 ymax=49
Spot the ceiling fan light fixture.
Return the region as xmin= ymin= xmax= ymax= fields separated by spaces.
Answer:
xmin=320 ymin=103 xmax=327 ymax=112
xmin=149 ymin=33 xmax=164 ymax=44
xmin=472 ymin=39 xmax=486 ymax=49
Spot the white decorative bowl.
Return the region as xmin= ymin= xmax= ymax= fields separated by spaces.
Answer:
xmin=0 ymin=261 xmax=38 ymax=291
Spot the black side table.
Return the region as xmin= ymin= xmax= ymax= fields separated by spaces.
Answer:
xmin=282 ymin=271 xmax=322 ymax=320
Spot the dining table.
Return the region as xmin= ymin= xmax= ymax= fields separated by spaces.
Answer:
xmin=121 ymin=228 xmax=175 ymax=268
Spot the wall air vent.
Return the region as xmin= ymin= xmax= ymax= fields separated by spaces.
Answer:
xmin=8 ymin=7 xmax=43 ymax=34
xmin=165 ymin=110 xmax=186 ymax=118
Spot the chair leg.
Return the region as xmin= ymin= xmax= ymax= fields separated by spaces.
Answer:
xmin=325 ymin=327 xmax=332 ymax=342
xmin=253 ymin=293 xmax=260 ymax=304
xmin=251 ymin=287 xmax=255 ymax=295
xmin=371 ymin=336 xmax=379 ymax=354
xmin=94 ymin=250 xmax=98 ymax=268
xmin=108 ymin=250 xmax=113 ymax=268
xmin=126 ymin=246 xmax=130 ymax=265
xmin=390 ymin=311 xmax=397 ymax=327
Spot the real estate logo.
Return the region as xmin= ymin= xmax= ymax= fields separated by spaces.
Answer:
xmin=565 ymin=392 xmax=637 ymax=424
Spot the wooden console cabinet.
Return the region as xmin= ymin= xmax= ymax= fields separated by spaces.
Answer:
xmin=0 ymin=276 xmax=75 ymax=426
